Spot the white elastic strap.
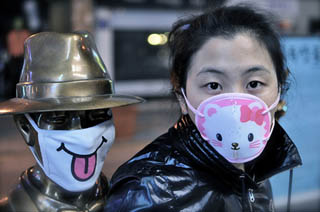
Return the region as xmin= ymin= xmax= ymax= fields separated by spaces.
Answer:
xmin=24 ymin=114 xmax=47 ymax=170
xmin=181 ymin=88 xmax=204 ymax=117
xmin=25 ymin=113 xmax=41 ymax=131
xmin=263 ymin=93 xmax=281 ymax=114
xmin=266 ymin=118 xmax=276 ymax=140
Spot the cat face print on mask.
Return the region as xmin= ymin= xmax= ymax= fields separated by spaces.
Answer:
xmin=182 ymin=89 xmax=279 ymax=163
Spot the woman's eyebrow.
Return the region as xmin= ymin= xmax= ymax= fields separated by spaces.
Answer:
xmin=243 ymin=66 xmax=271 ymax=76
xmin=196 ymin=67 xmax=225 ymax=76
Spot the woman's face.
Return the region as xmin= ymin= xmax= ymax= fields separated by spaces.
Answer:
xmin=180 ymin=33 xmax=279 ymax=123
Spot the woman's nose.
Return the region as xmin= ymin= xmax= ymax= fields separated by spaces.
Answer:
xmin=225 ymin=83 xmax=246 ymax=94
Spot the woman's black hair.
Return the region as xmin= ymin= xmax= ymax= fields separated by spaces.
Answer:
xmin=168 ymin=4 xmax=290 ymax=98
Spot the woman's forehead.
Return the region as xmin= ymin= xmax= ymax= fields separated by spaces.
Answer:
xmin=188 ymin=34 xmax=275 ymax=77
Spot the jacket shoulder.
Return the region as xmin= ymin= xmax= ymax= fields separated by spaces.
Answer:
xmin=110 ymin=131 xmax=184 ymax=182
xmin=106 ymin=171 xmax=225 ymax=212
xmin=106 ymin=132 xmax=227 ymax=211
xmin=106 ymin=132 xmax=198 ymax=210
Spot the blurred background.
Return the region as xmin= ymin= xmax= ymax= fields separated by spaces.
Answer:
xmin=0 ymin=0 xmax=319 ymax=211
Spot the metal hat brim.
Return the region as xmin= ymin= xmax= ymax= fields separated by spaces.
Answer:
xmin=0 ymin=95 xmax=145 ymax=116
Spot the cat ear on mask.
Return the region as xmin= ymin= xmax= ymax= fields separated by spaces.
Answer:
xmin=203 ymin=104 xmax=220 ymax=117
xmin=248 ymin=101 xmax=264 ymax=110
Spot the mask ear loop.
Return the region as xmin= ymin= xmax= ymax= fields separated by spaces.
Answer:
xmin=262 ymin=92 xmax=281 ymax=114
xmin=180 ymin=88 xmax=204 ymax=117
xmin=24 ymin=113 xmax=47 ymax=171
xmin=263 ymin=92 xmax=281 ymax=140
xmin=266 ymin=118 xmax=276 ymax=140
xmin=25 ymin=113 xmax=42 ymax=131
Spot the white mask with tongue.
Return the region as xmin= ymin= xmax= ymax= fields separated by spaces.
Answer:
xmin=25 ymin=114 xmax=115 ymax=192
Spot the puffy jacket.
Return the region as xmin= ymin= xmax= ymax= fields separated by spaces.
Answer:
xmin=105 ymin=115 xmax=302 ymax=212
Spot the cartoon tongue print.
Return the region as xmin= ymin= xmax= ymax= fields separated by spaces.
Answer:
xmin=72 ymin=153 xmax=97 ymax=181
xmin=57 ymin=136 xmax=108 ymax=181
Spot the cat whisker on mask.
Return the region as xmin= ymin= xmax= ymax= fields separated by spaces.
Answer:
xmin=249 ymin=140 xmax=260 ymax=145
xmin=210 ymin=140 xmax=223 ymax=147
xmin=249 ymin=143 xmax=261 ymax=148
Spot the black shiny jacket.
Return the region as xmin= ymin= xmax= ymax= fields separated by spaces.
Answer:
xmin=105 ymin=115 xmax=302 ymax=212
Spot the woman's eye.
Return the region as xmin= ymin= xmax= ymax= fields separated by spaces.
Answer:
xmin=247 ymin=81 xmax=262 ymax=89
xmin=206 ymin=82 xmax=221 ymax=90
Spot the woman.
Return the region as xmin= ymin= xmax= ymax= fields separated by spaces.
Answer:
xmin=105 ymin=5 xmax=302 ymax=212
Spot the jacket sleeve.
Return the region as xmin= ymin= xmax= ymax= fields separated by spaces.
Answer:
xmin=104 ymin=176 xmax=176 ymax=212
xmin=104 ymin=173 xmax=228 ymax=212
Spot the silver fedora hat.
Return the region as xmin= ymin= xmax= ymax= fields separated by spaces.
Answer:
xmin=0 ymin=31 xmax=144 ymax=115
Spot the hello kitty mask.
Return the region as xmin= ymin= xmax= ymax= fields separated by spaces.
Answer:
xmin=181 ymin=89 xmax=280 ymax=163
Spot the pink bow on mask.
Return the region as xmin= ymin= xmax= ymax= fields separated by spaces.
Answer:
xmin=240 ymin=105 xmax=264 ymax=125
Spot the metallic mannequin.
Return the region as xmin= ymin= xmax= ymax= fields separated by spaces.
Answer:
xmin=0 ymin=31 xmax=143 ymax=212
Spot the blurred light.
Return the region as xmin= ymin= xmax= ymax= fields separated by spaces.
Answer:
xmin=160 ymin=34 xmax=168 ymax=44
xmin=148 ymin=34 xmax=161 ymax=45
xmin=0 ymin=109 xmax=10 ymax=113
xmin=147 ymin=33 xmax=167 ymax=46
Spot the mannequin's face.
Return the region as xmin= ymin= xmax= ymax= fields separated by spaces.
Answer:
xmin=31 ymin=109 xmax=113 ymax=130
xmin=14 ymin=108 xmax=113 ymax=165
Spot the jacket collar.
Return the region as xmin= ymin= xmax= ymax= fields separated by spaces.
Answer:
xmin=171 ymin=115 xmax=302 ymax=193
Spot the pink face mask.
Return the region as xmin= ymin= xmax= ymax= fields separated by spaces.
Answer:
xmin=181 ymin=89 xmax=280 ymax=163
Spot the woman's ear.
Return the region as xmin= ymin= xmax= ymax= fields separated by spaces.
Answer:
xmin=13 ymin=114 xmax=35 ymax=146
xmin=176 ymin=93 xmax=188 ymax=115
